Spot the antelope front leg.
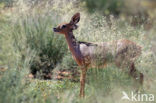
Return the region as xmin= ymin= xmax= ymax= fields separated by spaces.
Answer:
xmin=80 ymin=68 xmax=87 ymax=97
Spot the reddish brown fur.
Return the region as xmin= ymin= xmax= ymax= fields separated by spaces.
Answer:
xmin=53 ymin=13 xmax=143 ymax=97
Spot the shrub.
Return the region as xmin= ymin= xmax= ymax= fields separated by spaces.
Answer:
xmin=0 ymin=0 xmax=16 ymax=7
xmin=82 ymin=0 xmax=124 ymax=15
xmin=1 ymin=12 xmax=68 ymax=79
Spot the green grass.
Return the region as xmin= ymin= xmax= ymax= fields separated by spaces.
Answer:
xmin=82 ymin=0 xmax=124 ymax=15
xmin=0 ymin=0 xmax=156 ymax=103
xmin=0 ymin=0 xmax=14 ymax=7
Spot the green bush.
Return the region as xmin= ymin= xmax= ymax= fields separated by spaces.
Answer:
xmin=21 ymin=15 xmax=67 ymax=78
xmin=58 ymin=53 xmax=78 ymax=70
xmin=82 ymin=0 xmax=124 ymax=15
xmin=0 ymin=0 xmax=15 ymax=7
xmin=1 ymin=13 xmax=68 ymax=79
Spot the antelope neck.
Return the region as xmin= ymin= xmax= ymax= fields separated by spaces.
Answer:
xmin=64 ymin=32 xmax=83 ymax=65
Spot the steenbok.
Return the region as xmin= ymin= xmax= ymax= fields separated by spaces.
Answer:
xmin=53 ymin=13 xmax=143 ymax=97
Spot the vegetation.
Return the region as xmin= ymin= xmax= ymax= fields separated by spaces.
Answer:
xmin=0 ymin=0 xmax=156 ymax=103
xmin=82 ymin=0 xmax=124 ymax=15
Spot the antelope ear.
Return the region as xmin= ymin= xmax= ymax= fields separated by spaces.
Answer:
xmin=70 ymin=12 xmax=80 ymax=24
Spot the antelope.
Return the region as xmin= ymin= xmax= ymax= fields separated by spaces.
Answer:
xmin=53 ymin=13 xmax=144 ymax=97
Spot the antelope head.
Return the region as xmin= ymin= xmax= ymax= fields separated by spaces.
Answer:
xmin=53 ymin=13 xmax=80 ymax=35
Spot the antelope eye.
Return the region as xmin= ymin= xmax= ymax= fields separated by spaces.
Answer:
xmin=62 ymin=25 xmax=66 ymax=28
